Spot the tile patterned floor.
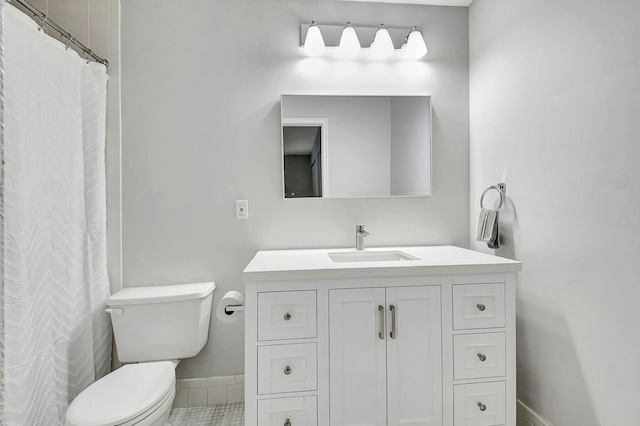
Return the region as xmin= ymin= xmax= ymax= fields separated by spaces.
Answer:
xmin=167 ymin=403 xmax=245 ymax=425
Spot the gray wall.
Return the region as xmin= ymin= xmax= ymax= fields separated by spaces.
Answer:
xmin=469 ymin=0 xmax=640 ymax=424
xmin=122 ymin=0 xmax=469 ymax=379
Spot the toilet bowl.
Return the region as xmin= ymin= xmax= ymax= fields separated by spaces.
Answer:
xmin=65 ymin=282 xmax=215 ymax=426
xmin=66 ymin=361 xmax=176 ymax=426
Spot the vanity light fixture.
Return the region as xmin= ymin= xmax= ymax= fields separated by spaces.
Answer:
xmin=300 ymin=21 xmax=428 ymax=60
xmin=401 ymin=25 xmax=428 ymax=59
xmin=303 ymin=20 xmax=325 ymax=56
xmin=370 ymin=24 xmax=394 ymax=59
xmin=338 ymin=22 xmax=361 ymax=58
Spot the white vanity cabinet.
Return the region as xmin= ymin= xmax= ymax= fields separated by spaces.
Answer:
xmin=243 ymin=246 xmax=521 ymax=426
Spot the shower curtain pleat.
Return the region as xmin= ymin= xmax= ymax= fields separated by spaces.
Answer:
xmin=1 ymin=4 xmax=111 ymax=425
xmin=0 ymin=0 xmax=6 ymax=422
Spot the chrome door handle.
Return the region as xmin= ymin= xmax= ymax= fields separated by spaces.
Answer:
xmin=389 ymin=304 xmax=397 ymax=339
xmin=378 ymin=305 xmax=385 ymax=340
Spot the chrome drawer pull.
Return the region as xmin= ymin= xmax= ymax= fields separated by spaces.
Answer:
xmin=378 ymin=305 xmax=385 ymax=340
xmin=477 ymin=303 xmax=486 ymax=312
xmin=478 ymin=402 xmax=487 ymax=412
xmin=284 ymin=312 xmax=292 ymax=321
xmin=390 ymin=304 xmax=397 ymax=339
xmin=477 ymin=353 xmax=487 ymax=362
xmin=284 ymin=365 xmax=292 ymax=375
xmin=284 ymin=418 xmax=292 ymax=426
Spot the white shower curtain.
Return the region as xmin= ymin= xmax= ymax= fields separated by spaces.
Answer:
xmin=1 ymin=3 xmax=111 ymax=425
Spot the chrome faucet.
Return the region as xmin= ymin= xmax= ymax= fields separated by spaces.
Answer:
xmin=355 ymin=225 xmax=370 ymax=250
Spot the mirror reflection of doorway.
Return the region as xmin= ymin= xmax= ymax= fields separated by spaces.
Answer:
xmin=283 ymin=123 xmax=325 ymax=198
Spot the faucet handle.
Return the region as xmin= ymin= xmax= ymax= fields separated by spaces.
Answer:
xmin=356 ymin=225 xmax=369 ymax=235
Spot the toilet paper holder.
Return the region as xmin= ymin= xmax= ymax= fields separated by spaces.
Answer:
xmin=217 ymin=290 xmax=246 ymax=323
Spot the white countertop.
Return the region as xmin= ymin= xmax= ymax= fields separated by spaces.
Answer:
xmin=243 ymin=245 xmax=522 ymax=282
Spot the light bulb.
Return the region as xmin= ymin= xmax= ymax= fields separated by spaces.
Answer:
xmin=338 ymin=22 xmax=361 ymax=58
xmin=370 ymin=24 xmax=394 ymax=59
xmin=404 ymin=26 xmax=428 ymax=59
xmin=304 ymin=21 xmax=325 ymax=56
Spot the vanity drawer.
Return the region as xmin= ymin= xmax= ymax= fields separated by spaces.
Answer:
xmin=453 ymin=333 xmax=506 ymax=380
xmin=453 ymin=283 xmax=505 ymax=330
xmin=258 ymin=343 xmax=317 ymax=395
xmin=258 ymin=396 xmax=318 ymax=426
xmin=454 ymin=381 xmax=506 ymax=426
xmin=258 ymin=291 xmax=317 ymax=341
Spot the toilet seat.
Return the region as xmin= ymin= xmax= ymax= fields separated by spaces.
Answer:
xmin=65 ymin=361 xmax=176 ymax=426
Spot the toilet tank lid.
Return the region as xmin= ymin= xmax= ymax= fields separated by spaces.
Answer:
xmin=108 ymin=282 xmax=215 ymax=306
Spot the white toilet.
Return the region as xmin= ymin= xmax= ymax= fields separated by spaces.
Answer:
xmin=65 ymin=281 xmax=216 ymax=426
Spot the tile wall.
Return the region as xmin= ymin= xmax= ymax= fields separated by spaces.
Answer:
xmin=12 ymin=0 xmax=122 ymax=292
xmin=174 ymin=375 xmax=245 ymax=409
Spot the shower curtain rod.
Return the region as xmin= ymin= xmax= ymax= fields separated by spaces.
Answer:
xmin=8 ymin=0 xmax=109 ymax=67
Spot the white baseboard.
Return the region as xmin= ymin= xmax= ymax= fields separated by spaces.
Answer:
xmin=517 ymin=399 xmax=552 ymax=426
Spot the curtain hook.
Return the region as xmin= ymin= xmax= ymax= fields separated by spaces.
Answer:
xmin=65 ymin=35 xmax=73 ymax=50
xmin=36 ymin=15 xmax=48 ymax=33
xmin=84 ymin=49 xmax=93 ymax=64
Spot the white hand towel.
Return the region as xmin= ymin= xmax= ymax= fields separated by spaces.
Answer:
xmin=476 ymin=208 xmax=500 ymax=248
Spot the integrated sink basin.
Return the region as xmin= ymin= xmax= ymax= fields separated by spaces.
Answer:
xmin=328 ymin=250 xmax=421 ymax=263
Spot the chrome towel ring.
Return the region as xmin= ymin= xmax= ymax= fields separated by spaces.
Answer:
xmin=480 ymin=185 xmax=504 ymax=212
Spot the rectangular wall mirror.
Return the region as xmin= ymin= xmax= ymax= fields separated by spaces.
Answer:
xmin=281 ymin=95 xmax=432 ymax=199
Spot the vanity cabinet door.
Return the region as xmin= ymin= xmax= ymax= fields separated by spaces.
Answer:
xmin=329 ymin=286 xmax=442 ymax=426
xmin=386 ymin=286 xmax=442 ymax=426
xmin=329 ymin=288 xmax=387 ymax=426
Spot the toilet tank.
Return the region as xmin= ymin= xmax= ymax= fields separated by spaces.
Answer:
xmin=107 ymin=282 xmax=216 ymax=363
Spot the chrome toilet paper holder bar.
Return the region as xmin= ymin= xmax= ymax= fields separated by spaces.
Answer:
xmin=224 ymin=304 xmax=245 ymax=314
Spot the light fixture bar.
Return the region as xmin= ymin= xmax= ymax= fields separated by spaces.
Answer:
xmin=300 ymin=23 xmax=420 ymax=51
